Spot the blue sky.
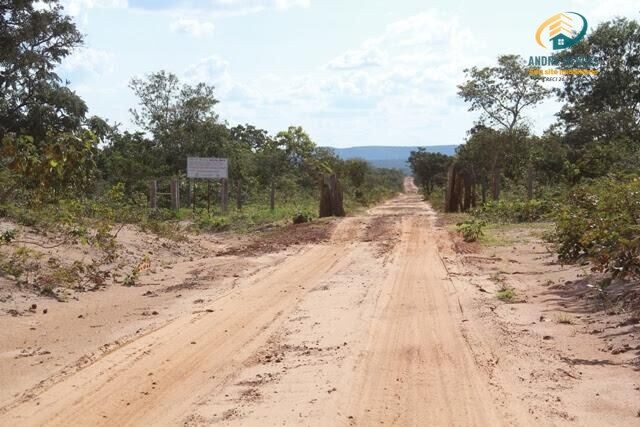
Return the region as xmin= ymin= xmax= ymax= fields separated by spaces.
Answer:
xmin=58 ymin=0 xmax=639 ymax=147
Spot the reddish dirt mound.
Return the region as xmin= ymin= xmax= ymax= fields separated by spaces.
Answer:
xmin=219 ymin=220 xmax=336 ymax=257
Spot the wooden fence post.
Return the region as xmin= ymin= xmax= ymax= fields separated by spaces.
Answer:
xmin=221 ymin=178 xmax=229 ymax=214
xmin=207 ymin=181 xmax=211 ymax=214
xmin=192 ymin=180 xmax=196 ymax=213
xmin=170 ymin=179 xmax=180 ymax=211
xmin=149 ymin=180 xmax=157 ymax=209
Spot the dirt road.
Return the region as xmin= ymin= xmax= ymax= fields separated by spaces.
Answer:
xmin=0 ymin=179 xmax=544 ymax=425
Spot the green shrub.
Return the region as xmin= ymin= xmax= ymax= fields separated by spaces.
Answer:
xmin=147 ymin=208 xmax=179 ymax=222
xmin=0 ymin=229 xmax=16 ymax=245
xmin=292 ymin=210 xmax=313 ymax=224
xmin=426 ymin=187 xmax=445 ymax=212
xmin=456 ymin=218 xmax=485 ymax=242
xmin=0 ymin=247 xmax=40 ymax=280
xmin=195 ymin=215 xmax=230 ymax=232
xmin=497 ymin=285 xmax=515 ymax=301
xmin=471 ymin=199 xmax=551 ymax=223
xmin=552 ymin=176 xmax=640 ymax=278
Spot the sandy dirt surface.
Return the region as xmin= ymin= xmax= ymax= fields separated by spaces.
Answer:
xmin=442 ymin=221 xmax=640 ymax=426
xmin=1 ymin=178 xmax=638 ymax=426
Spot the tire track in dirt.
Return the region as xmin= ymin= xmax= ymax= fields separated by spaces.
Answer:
xmin=0 ymin=234 xmax=359 ymax=426
xmin=1 ymin=179 xmax=511 ymax=426
xmin=188 ymin=185 xmax=507 ymax=426
xmin=345 ymin=203 xmax=501 ymax=426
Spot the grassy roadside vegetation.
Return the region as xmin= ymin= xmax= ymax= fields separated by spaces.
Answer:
xmin=0 ymin=1 xmax=404 ymax=247
xmin=409 ymin=17 xmax=640 ymax=297
xmin=0 ymin=167 xmax=402 ymax=239
xmin=0 ymin=1 xmax=404 ymax=295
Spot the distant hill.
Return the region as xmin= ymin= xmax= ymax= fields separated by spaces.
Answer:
xmin=330 ymin=145 xmax=458 ymax=174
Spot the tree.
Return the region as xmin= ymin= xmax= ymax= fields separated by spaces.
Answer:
xmin=129 ymin=71 xmax=222 ymax=174
xmin=1 ymin=130 xmax=98 ymax=201
xmin=100 ymin=131 xmax=163 ymax=196
xmin=408 ymin=149 xmax=451 ymax=196
xmin=276 ymin=126 xmax=317 ymax=185
xmin=0 ymin=0 xmax=85 ymax=140
xmin=456 ymin=126 xmax=511 ymax=202
xmin=228 ymin=124 xmax=266 ymax=209
xmin=458 ymin=55 xmax=549 ymax=132
xmin=254 ymin=133 xmax=288 ymax=211
xmin=343 ymin=158 xmax=368 ymax=189
xmin=458 ymin=55 xmax=549 ymax=199
xmin=556 ymin=18 xmax=640 ymax=147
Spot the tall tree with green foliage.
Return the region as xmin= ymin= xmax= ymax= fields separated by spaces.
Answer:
xmin=228 ymin=124 xmax=267 ymax=209
xmin=456 ymin=126 xmax=510 ymax=202
xmin=0 ymin=0 xmax=85 ymax=140
xmin=254 ymin=133 xmax=289 ymax=211
xmin=408 ymin=149 xmax=451 ymax=196
xmin=458 ymin=55 xmax=549 ymax=199
xmin=100 ymin=131 xmax=163 ymax=196
xmin=552 ymin=18 xmax=640 ymax=184
xmin=129 ymin=71 xmax=223 ymax=174
xmin=0 ymin=0 xmax=100 ymax=203
xmin=556 ymin=18 xmax=640 ymax=146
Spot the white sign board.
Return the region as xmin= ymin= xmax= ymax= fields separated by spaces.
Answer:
xmin=187 ymin=157 xmax=228 ymax=179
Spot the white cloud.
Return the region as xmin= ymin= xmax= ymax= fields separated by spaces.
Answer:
xmin=61 ymin=0 xmax=127 ymax=16
xmin=312 ymin=9 xmax=486 ymax=116
xmin=214 ymin=0 xmax=310 ymax=11
xmin=121 ymin=0 xmax=309 ymax=17
xmin=184 ymin=56 xmax=229 ymax=83
xmin=327 ymin=48 xmax=387 ymax=70
xmin=170 ymin=18 xmax=215 ymax=37
xmin=570 ymin=0 xmax=639 ymax=23
xmin=273 ymin=0 xmax=310 ymax=9
xmin=185 ymin=9 xmax=491 ymax=145
xmin=184 ymin=64 xmax=256 ymax=105
xmin=60 ymin=47 xmax=116 ymax=75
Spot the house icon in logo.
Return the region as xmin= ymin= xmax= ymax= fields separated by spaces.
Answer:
xmin=536 ymin=12 xmax=588 ymax=50
xmin=548 ymin=13 xmax=575 ymax=49
xmin=552 ymin=33 xmax=571 ymax=49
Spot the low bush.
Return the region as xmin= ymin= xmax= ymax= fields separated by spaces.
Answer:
xmin=497 ymin=285 xmax=515 ymax=301
xmin=456 ymin=218 xmax=485 ymax=242
xmin=426 ymin=187 xmax=445 ymax=212
xmin=552 ymin=176 xmax=640 ymax=279
xmin=292 ymin=210 xmax=313 ymax=224
xmin=195 ymin=215 xmax=230 ymax=232
xmin=471 ymin=199 xmax=551 ymax=223
xmin=0 ymin=229 xmax=16 ymax=245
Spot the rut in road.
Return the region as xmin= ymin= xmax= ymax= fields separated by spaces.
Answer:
xmin=1 ymin=181 xmax=509 ymax=426
xmin=1 ymin=243 xmax=352 ymax=426
xmin=346 ymin=207 xmax=500 ymax=426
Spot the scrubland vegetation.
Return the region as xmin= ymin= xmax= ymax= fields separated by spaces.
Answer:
xmin=0 ymin=1 xmax=404 ymax=296
xmin=0 ymin=1 xmax=403 ymax=246
xmin=410 ymin=17 xmax=640 ymax=285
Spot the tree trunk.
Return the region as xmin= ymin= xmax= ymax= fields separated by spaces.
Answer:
xmin=221 ymin=178 xmax=229 ymax=214
xmin=491 ymin=168 xmax=501 ymax=201
xmin=463 ymin=175 xmax=473 ymax=211
xmin=319 ymin=174 xmax=345 ymax=217
xmin=526 ymin=163 xmax=534 ymax=200
xmin=269 ymin=181 xmax=275 ymax=211
xmin=236 ymin=178 xmax=243 ymax=210
xmin=445 ymin=164 xmax=457 ymax=212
